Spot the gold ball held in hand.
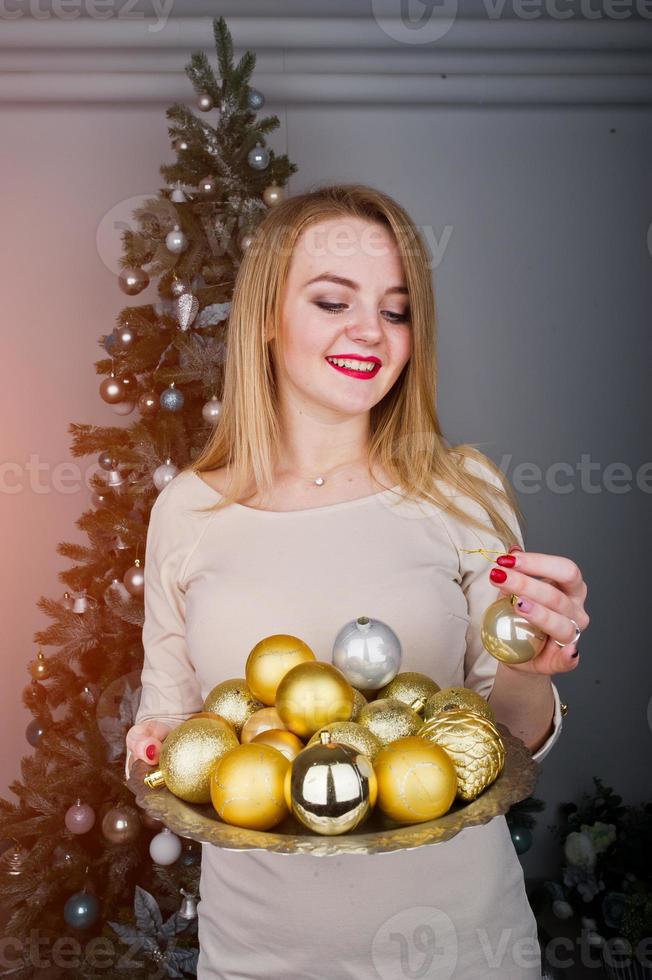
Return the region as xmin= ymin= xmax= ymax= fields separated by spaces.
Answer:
xmin=244 ymin=634 xmax=316 ymax=706
xmin=481 ymin=595 xmax=547 ymax=664
xmin=285 ymin=730 xmax=377 ymax=835
xmin=210 ymin=743 xmax=290 ymax=831
xmin=143 ymin=716 xmax=239 ymax=804
xmin=275 ymin=662 xmax=355 ymax=739
xmin=422 ymin=687 xmax=496 ymax=726
xmin=307 ymin=721 xmax=383 ymax=761
xmin=202 ymin=678 xmax=265 ymax=737
xmin=373 ymin=736 xmax=458 ymax=824
xmin=357 ymin=697 xmax=426 ymax=746
xmin=419 ymin=709 xmax=505 ymax=802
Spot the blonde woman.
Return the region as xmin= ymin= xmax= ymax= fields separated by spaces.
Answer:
xmin=125 ymin=184 xmax=589 ymax=979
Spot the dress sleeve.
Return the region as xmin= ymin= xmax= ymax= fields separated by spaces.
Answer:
xmin=438 ymin=456 xmax=563 ymax=765
xmin=124 ymin=482 xmax=204 ymax=779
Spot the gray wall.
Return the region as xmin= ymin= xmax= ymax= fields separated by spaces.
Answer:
xmin=1 ymin=3 xmax=650 ymax=886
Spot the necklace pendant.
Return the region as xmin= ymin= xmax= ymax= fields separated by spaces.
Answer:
xmin=314 ymin=477 xmax=325 ymax=486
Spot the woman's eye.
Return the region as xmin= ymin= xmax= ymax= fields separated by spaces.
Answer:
xmin=314 ymin=301 xmax=410 ymax=324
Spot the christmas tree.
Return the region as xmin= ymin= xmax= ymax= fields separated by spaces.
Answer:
xmin=0 ymin=17 xmax=296 ymax=978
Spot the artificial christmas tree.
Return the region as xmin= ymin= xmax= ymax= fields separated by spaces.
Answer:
xmin=0 ymin=17 xmax=296 ymax=977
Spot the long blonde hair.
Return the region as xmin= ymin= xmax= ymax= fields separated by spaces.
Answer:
xmin=185 ymin=182 xmax=524 ymax=549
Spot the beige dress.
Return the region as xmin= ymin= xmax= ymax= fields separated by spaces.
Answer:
xmin=127 ymin=460 xmax=563 ymax=980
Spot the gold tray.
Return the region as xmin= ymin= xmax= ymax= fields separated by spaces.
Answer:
xmin=126 ymin=724 xmax=537 ymax=856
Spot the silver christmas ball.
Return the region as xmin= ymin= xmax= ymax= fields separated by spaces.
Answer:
xmin=247 ymin=143 xmax=270 ymax=171
xmin=118 ymin=267 xmax=149 ymax=296
xmin=123 ymin=561 xmax=144 ymax=598
xmin=170 ymin=182 xmax=187 ymax=203
xmin=197 ymin=93 xmax=213 ymax=112
xmin=159 ymin=384 xmax=184 ymax=412
xmin=202 ymin=396 xmax=223 ymax=424
xmin=173 ymin=138 xmax=189 ymax=152
xmin=113 ymin=324 xmax=136 ymax=351
xmin=331 ymin=615 xmax=402 ymax=692
xmin=97 ymin=451 xmax=115 ymax=471
xmin=247 ymin=88 xmax=265 ymax=110
xmin=166 ymin=225 xmax=188 ymax=255
xmin=198 ymin=175 xmax=216 ymax=196
xmin=240 ymin=233 xmax=254 ymax=251
xmin=153 ymin=460 xmax=179 ymax=492
xmin=99 ymin=374 xmax=125 ymax=405
xmin=111 ymin=401 xmax=135 ymax=416
xmin=137 ymin=391 xmax=158 ymax=416
xmin=170 ymin=277 xmax=191 ymax=298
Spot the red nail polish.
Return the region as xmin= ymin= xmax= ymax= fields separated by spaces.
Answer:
xmin=490 ymin=568 xmax=507 ymax=583
xmin=145 ymin=743 xmax=157 ymax=761
xmin=509 ymin=546 xmax=523 ymax=554
xmin=496 ymin=554 xmax=516 ymax=567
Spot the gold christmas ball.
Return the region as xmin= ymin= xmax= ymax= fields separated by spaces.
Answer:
xmin=210 ymin=742 xmax=290 ymax=830
xmin=422 ymin=687 xmax=496 ymax=725
xmin=101 ymin=805 xmax=141 ymax=844
xmin=28 ymin=651 xmax=50 ymax=681
xmin=419 ymin=708 xmax=505 ymax=801
xmin=251 ymin=728 xmax=304 ymax=762
xmin=357 ymin=697 xmax=425 ymax=746
xmin=350 ymin=687 xmax=368 ymax=721
xmin=375 ymin=671 xmax=440 ymax=707
xmin=262 ymin=184 xmax=284 ymax=207
xmin=203 ymin=678 xmax=265 ymax=737
xmin=143 ymin=716 xmax=239 ymax=804
xmin=481 ymin=595 xmax=548 ymax=664
xmin=245 ymin=634 xmax=316 ymax=705
xmin=284 ymin=730 xmax=377 ymax=834
xmin=240 ymin=706 xmax=287 ymax=744
xmin=276 ymin=662 xmax=355 ymax=739
xmin=373 ymin=736 xmax=458 ymax=823
xmin=307 ymin=721 xmax=383 ymax=761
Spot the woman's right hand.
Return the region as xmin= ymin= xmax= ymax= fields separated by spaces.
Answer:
xmin=126 ymin=720 xmax=174 ymax=767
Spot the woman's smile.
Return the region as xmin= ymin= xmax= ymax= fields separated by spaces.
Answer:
xmin=324 ymin=355 xmax=382 ymax=379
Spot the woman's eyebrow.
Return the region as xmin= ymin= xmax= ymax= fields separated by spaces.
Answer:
xmin=303 ymin=272 xmax=408 ymax=296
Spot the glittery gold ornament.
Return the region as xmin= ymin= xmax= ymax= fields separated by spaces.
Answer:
xmin=240 ymin=706 xmax=286 ymax=744
xmin=245 ymin=634 xmax=316 ymax=705
xmin=203 ymin=679 xmax=265 ymax=737
xmin=376 ymin=671 xmax=441 ymax=707
xmin=419 ymin=708 xmax=505 ymax=801
xmin=144 ymin=717 xmax=239 ymax=804
xmin=210 ymin=742 xmax=290 ymax=830
xmin=284 ymin=730 xmax=377 ymax=834
xmin=28 ymin=651 xmax=50 ymax=681
xmin=373 ymin=735 xmax=457 ymax=823
xmin=307 ymin=721 xmax=383 ymax=761
xmin=357 ymin=697 xmax=426 ymax=746
xmin=481 ymin=595 xmax=547 ymax=665
xmin=422 ymin=687 xmax=496 ymax=725
xmin=275 ymin=662 xmax=355 ymax=739
xmin=350 ymin=687 xmax=368 ymax=721
xmin=251 ymin=728 xmax=304 ymax=761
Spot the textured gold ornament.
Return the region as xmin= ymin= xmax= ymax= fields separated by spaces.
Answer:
xmin=210 ymin=742 xmax=290 ymax=831
xmin=203 ymin=679 xmax=265 ymax=737
xmin=245 ymin=634 xmax=316 ymax=705
xmin=307 ymin=721 xmax=383 ymax=761
xmin=357 ymin=697 xmax=425 ymax=746
xmin=284 ymin=731 xmax=377 ymax=834
xmin=240 ymin=706 xmax=287 ymax=744
xmin=275 ymin=662 xmax=355 ymax=739
xmin=422 ymin=687 xmax=496 ymax=725
xmin=373 ymin=735 xmax=458 ymax=824
xmin=376 ymin=671 xmax=440 ymax=706
xmin=481 ymin=595 xmax=548 ymax=664
xmin=28 ymin=651 xmax=50 ymax=681
xmin=419 ymin=708 xmax=505 ymax=801
xmin=144 ymin=717 xmax=239 ymax=804
xmin=251 ymin=728 xmax=304 ymax=762
xmin=350 ymin=687 xmax=368 ymax=721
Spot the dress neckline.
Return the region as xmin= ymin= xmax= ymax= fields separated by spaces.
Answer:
xmin=188 ymin=469 xmax=403 ymax=516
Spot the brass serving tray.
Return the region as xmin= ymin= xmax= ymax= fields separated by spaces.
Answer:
xmin=127 ymin=724 xmax=537 ymax=856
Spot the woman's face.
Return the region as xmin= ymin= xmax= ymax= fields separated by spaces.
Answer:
xmin=272 ymin=216 xmax=412 ymax=419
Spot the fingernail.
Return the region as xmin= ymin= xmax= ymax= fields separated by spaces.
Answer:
xmin=145 ymin=743 xmax=157 ymax=761
xmin=509 ymin=546 xmax=523 ymax=554
xmin=516 ymin=597 xmax=533 ymax=613
xmin=490 ymin=568 xmax=507 ymax=583
xmin=496 ymin=554 xmax=516 ymax=567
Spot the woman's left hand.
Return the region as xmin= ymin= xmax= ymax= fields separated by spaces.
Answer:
xmin=488 ymin=547 xmax=590 ymax=675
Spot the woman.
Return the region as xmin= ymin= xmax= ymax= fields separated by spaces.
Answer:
xmin=126 ymin=183 xmax=589 ymax=979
